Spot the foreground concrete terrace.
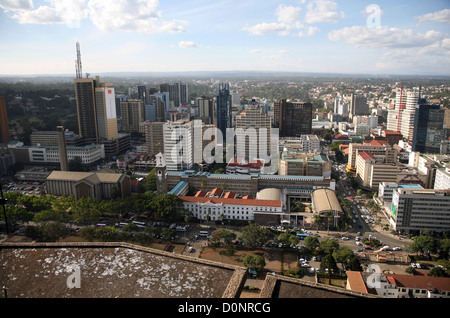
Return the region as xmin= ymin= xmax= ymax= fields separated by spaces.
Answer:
xmin=0 ymin=242 xmax=246 ymax=298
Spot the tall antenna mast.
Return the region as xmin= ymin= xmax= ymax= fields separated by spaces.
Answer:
xmin=75 ymin=41 xmax=82 ymax=79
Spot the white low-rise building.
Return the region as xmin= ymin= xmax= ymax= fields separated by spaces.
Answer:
xmin=26 ymin=144 xmax=105 ymax=165
xmin=179 ymin=195 xmax=282 ymax=222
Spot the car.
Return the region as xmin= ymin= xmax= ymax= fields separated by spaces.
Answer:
xmin=188 ymin=247 xmax=194 ymax=253
xmin=392 ymin=247 xmax=402 ymax=251
xmin=341 ymin=236 xmax=349 ymax=240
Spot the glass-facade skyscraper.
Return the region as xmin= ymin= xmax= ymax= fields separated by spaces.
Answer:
xmin=216 ymin=83 xmax=232 ymax=141
xmin=412 ymin=103 xmax=445 ymax=154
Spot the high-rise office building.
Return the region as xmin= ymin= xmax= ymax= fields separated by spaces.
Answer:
xmin=216 ymin=83 xmax=232 ymax=141
xmin=0 ymin=96 xmax=10 ymax=144
xmin=273 ymin=99 xmax=312 ymax=137
xmin=197 ymin=96 xmax=214 ymax=124
xmin=235 ymin=100 xmax=271 ymax=161
xmin=75 ymin=78 xmax=98 ymax=143
xmin=74 ymin=75 xmax=119 ymax=142
xmin=160 ymin=82 xmax=188 ymax=108
xmin=412 ymin=103 xmax=445 ymax=154
xmin=120 ymin=99 xmax=144 ymax=132
xmin=350 ymin=94 xmax=369 ymax=118
xmin=143 ymin=121 xmax=165 ymax=156
xmin=163 ymin=120 xmax=194 ymax=171
xmin=387 ymin=87 xmax=420 ymax=141
xmin=95 ymin=78 xmax=119 ymax=140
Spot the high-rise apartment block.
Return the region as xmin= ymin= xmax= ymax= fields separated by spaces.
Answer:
xmin=0 ymin=96 xmax=10 ymax=144
xmin=273 ymin=99 xmax=313 ymax=137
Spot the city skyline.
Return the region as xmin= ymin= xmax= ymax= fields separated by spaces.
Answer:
xmin=0 ymin=0 xmax=449 ymax=76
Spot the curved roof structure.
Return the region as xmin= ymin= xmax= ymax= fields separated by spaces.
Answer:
xmin=311 ymin=189 xmax=343 ymax=214
xmin=256 ymin=188 xmax=282 ymax=201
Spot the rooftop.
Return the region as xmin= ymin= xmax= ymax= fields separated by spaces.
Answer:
xmin=0 ymin=242 xmax=246 ymax=298
xmin=259 ymin=273 xmax=375 ymax=298
xmin=179 ymin=196 xmax=282 ymax=207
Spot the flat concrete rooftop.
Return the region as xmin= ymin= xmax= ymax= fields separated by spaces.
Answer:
xmin=0 ymin=242 xmax=247 ymax=298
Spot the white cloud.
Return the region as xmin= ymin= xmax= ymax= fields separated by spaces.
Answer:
xmin=416 ymin=9 xmax=450 ymax=24
xmin=275 ymin=4 xmax=301 ymax=24
xmin=298 ymin=26 xmax=319 ymax=37
xmin=328 ymin=26 xmax=442 ymax=49
xmin=242 ymin=22 xmax=294 ymax=36
xmin=0 ymin=0 xmax=33 ymax=11
xmin=304 ymin=0 xmax=344 ymax=24
xmin=11 ymin=0 xmax=87 ymax=27
xmin=243 ymin=3 xmax=322 ymax=37
xmin=178 ymin=41 xmax=200 ymax=48
xmin=1 ymin=0 xmax=188 ymax=33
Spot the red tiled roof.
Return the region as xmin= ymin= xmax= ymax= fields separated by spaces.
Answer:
xmin=385 ymin=274 xmax=450 ymax=292
xmin=358 ymin=151 xmax=375 ymax=160
xmin=223 ymin=192 xmax=235 ymax=199
xmin=179 ymin=196 xmax=281 ymax=207
xmin=365 ymin=140 xmax=390 ymax=147
xmin=210 ymin=188 xmax=223 ymax=196
xmin=346 ymin=271 xmax=369 ymax=294
xmin=195 ymin=190 xmax=207 ymax=197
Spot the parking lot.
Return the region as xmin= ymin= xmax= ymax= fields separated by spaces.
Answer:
xmin=1 ymin=181 xmax=45 ymax=196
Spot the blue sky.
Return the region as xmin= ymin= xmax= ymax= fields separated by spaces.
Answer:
xmin=0 ymin=0 xmax=449 ymax=76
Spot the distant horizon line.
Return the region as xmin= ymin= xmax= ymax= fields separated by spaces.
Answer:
xmin=0 ymin=70 xmax=449 ymax=79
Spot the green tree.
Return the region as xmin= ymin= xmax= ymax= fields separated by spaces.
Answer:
xmin=161 ymin=227 xmax=176 ymax=240
xmin=210 ymin=229 xmax=237 ymax=247
xmin=240 ymin=223 xmax=275 ymax=249
xmin=304 ymin=235 xmax=320 ymax=250
xmin=428 ymin=267 xmax=447 ymax=277
xmin=38 ymin=221 xmax=70 ymax=242
xmin=332 ymin=246 xmax=356 ymax=270
xmin=408 ymin=235 xmax=438 ymax=259
xmin=320 ymin=254 xmax=339 ymax=273
xmin=319 ymin=238 xmax=340 ymax=255
xmin=313 ymin=214 xmax=322 ymax=232
xmin=95 ymin=225 xmax=119 ymax=242
xmin=347 ymin=255 xmax=363 ymax=271
xmin=151 ymin=194 xmax=183 ymax=222
xmin=243 ymin=254 xmax=266 ymax=270
xmin=278 ymin=232 xmax=299 ymax=247
xmin=78 ymin=226 xmax=96 ymax=242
